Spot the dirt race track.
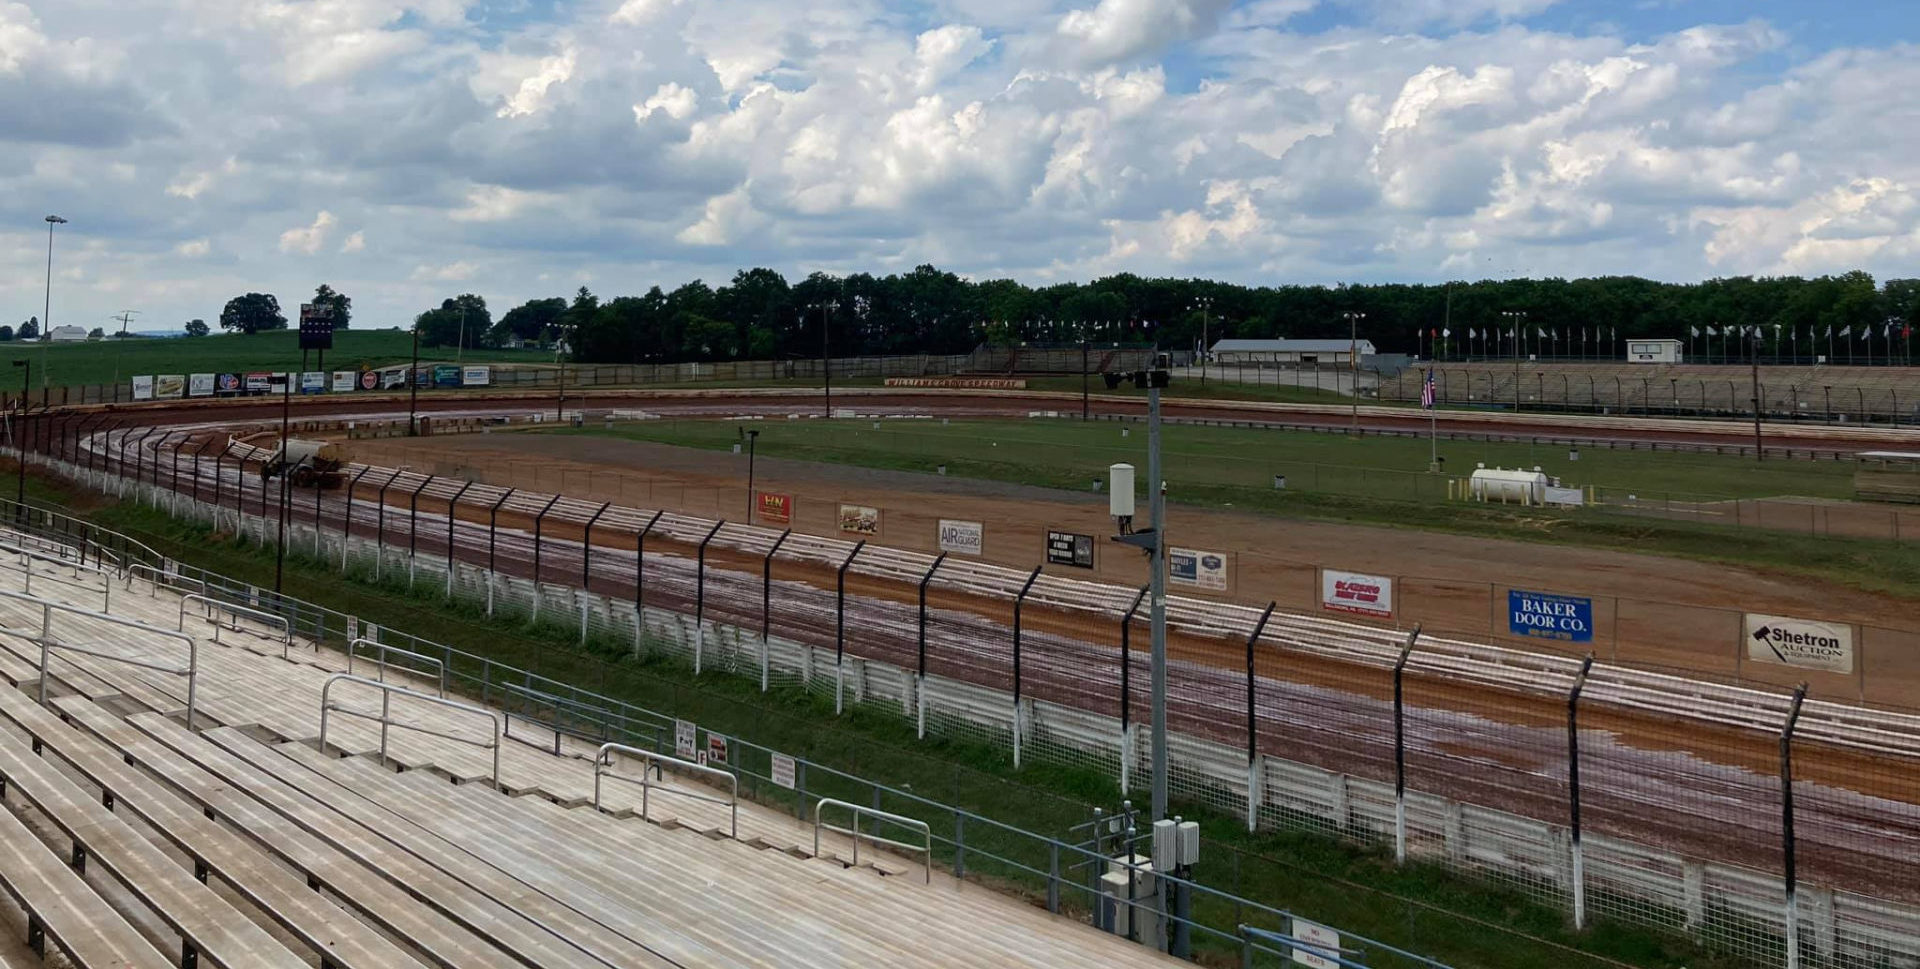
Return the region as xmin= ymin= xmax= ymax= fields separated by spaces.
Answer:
xmin=49 ymin=389 xmax=1920 ymax=911
xmin=350 ymin=417 xmax=1920 ymax=706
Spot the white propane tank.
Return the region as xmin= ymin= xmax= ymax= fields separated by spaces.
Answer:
xmin=1469 ymin=467 xmax=1550 ymax=505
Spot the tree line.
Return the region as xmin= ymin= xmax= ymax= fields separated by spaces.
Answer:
xmin=207 ymin=268 xmax=1920 ymax=364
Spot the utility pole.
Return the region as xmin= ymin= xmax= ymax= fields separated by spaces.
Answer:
xmin=1110 ymin=366 xmax=1171 ymax=821
xmin=110 ymin=310 xmax=140 ymax=392
xmin=275 ymin=361 xmax=294 ymax=592
xmin=1751 ymin=330 xmax=1765 ymax=462
xmin=11 ymin=359 xmax=28 ymax=525
xmin=1342 ymin=311 xmax=1365 ymax=432
xmin=408 ymin=322 xmax=421 ymax=435
xmin=817 ymin=300 xmax=838 ymax=419
xmin=1190 ymin=297 xmax=1212 ymax=384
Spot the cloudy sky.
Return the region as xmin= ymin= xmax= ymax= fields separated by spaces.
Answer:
xmin=6 ymin=0 xmax=1919 ymax=331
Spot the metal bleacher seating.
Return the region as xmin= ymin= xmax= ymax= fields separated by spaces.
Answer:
xmin=0 ymin=537 xmax=1183 ymax=969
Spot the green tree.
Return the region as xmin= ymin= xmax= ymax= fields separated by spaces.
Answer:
xmin=87 ymin=327 xmax=105 ymax=340
xmin=219 ymin=293 xmax=286 ymax=334
xmin=183 ymin=319 xmax=210 ymax=337
xmin=414 ymin=294 xmax=489 ymax=348
xmin=312 ymin=284 xmax=352 ymax=330
xmin=17 ymin=318 xmax=38 ymax=340
xmin=493 ymin=297 xmax=567 ymax=346
xmin=0 ymin=326 xmax=11 ymax=342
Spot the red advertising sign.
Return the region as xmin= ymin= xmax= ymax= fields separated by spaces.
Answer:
xmin=757 ymin=492 xmax=792 ymax=524
xmin=1321 ymin=569 xmax=1394 ymax=618
xmin=359 ymin=370 xmax=378 ymax=390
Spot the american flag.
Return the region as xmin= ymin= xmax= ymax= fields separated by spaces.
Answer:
xmin=1420 ymin=368 xmax=1436 ymax=408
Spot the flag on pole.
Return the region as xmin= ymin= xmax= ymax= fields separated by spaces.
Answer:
xmin=1421 ymin=368 xmax=1436 ymax=409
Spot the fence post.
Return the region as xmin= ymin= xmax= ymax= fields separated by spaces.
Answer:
xmin=1242 ymin=602 xmax=1277 ymax=833
xmin=375 ymin=470 xmax=401 ymax=578
xmin=1567 ymin=654 xmax=1594 ymax=930
xmin=916 ymin=553 xmax=949 ymax=739
xmin=694 ymin=520 xmax=725 ymax=674
xmin=408 ymin=476 xmax=436 ymax=578
xmin=1781 ymin=683 xmax=1809 ymax=969
xmin=444 ymin=480 xmax=475 ymax=597
xmin=581 ymin=501 xmax=610 ymax=594
xmin=634 ymin=510 xmax=662 ymax=655
xmin=1119 ymin=586 xmax=1148 ymax=795
xmin=1011 ymin=566 xmax=1042 ymax=769
xmin=487 ymin=489 xmax=514 ymax=579
xmin=1392 ymin=625 xmax=1421 ymax=863
xmin=835 ymin=541 xmax=866 ymax=714
xmin=530 ymin=493 xmax=562 ymax=586
xmin=761 ymin=529 xmax=792 ymax=692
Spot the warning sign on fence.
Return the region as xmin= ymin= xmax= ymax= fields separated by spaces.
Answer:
xmin=674 ymin=719 xmax=696 ymax=759
xmin=771 ymin=753 xmax=796 ymax=789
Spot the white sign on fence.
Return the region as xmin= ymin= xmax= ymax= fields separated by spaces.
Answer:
xmin=346 ymin=616 xmax=359 ymax=643
xmin=771 ymin=753 xmax=796 ymax=789
xmin=1290 ymin=918 xmax=1342 ymax=969
xmin=1321 ymin=569 xmax=1393 ymax=618
xmin=331 ymin=371 xmax=357 ymax=393
xmin=937 ymin=519 xmax=983 ymax=556
xmin=1544 ymin=486 xmax=1585 ymax=506
xmin=1168 ymin=547 xmax=1227 ymax=591
xmin=188 ymin=373 xmax=216 ymax=397
xmin=131 ymin=375 xmax=154 ymax=400
xmin=674 ymin=719 xmax=696 ymax=759
xmin=1745 ymin=613 xmax=1855 ymax=674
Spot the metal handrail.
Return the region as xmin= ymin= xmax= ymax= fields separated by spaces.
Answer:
xmin=0 ymin=534 xmax=81 ymax=561
xmin=593 ymin=742 xmax=738 ymax=839
xmin=5 ymin=588 xmax=198 ymax=727
xmin=347 ymin=638 xmax=447 ymax=697
xmin=814 ymin=797 xmax=932 ymax=884
xmin=319 ymin=674 xmax=502 ymax=788
xmin=178 ymin=593 xmax=294 ymax=658
xmin=124 ymin=562 xmax=183 ymax=596
xmin=0 ymin=543 xmax=112 ymax=611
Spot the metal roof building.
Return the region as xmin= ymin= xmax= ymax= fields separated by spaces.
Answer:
xmin=1208 ymin=338 xmax=1378 ymax=363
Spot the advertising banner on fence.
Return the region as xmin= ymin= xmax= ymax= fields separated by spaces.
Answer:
xmin=1508 ymin=590 xmax=1594 ymax=643
xmin=1046 ymin=530 xmax=1095 ymax=569
xmin=938 ymin=519 xmax=983 ymax=556
xmin=300 ymin=371 xmax=326 ymax=394
xmin=131 ymin=375 xmax=154 ymax=400
xmin=331 ymin=371 xmax=356 ymax=392
xmin=154 ymin=374 xmax=185 ymax=399
xmin=359 ymin=370 xmax=379 ymax=391
xmin=757 ymin=491 xmax=792 ymax=524
xmin=1168 ymin=547 xmax=1228 ymax=591
xmin=462 ymin=365 xmax=491 ymax=386
xmin=244 ymin=372 xmax=272 ymax=393
xmin=432 ymin=364 xmax=461 ymax=388
xmin=1321 ymin=569 xmax=1393 ymax=618
xmin=837 ymin=504 xmax=879 ymax=536
xmin=188 ymin=373 xmax=215 ymax=398
xmin=1745 ymin=613 xmax=1854 ymax=674
xmin=379 ymin=366 xmax=408 ymax=389
xmin=216 ymin=373 xmax=243 ymax=395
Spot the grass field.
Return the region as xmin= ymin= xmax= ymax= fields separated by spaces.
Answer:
xmin=12 ymin=330 xmax=539 ymax=389
xmin=26 ymin=469 xmax=1741 ymax=969
xmin=553 ymin=417 xmax=1857 ymax=502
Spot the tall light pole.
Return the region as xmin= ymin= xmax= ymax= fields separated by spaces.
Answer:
xmin=11 ymin=360 xmax=27 ymax=524
xmin=1502 ymin=310 xmax=1528 ymax=412
xmin=1191 ymin=297 xmax=1213 ymax=384
xmin=1750 ymin=330 xmax=1765 ymax=462
xmin=815 ymin=300 xmax=838 ymax=419
xmin=42 ymin=216 xmax=66 ymax=394
xmin=408 ymin=321 xmax=422 ymax=435
xmin=1342 ymin=311 xmax=1365 ymax=432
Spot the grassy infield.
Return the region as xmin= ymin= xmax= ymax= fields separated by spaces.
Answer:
xmin=544 ymin=417 xmax=1920 ymax=599
xmin=30 ymin=456 xmax=1760 ymax=969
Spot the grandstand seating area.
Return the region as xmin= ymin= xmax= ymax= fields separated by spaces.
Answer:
xmin=1378 ymin=362 xmax=1920 ymax=422
xmin=0 ymin=541 xmax=1182 ymax=969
